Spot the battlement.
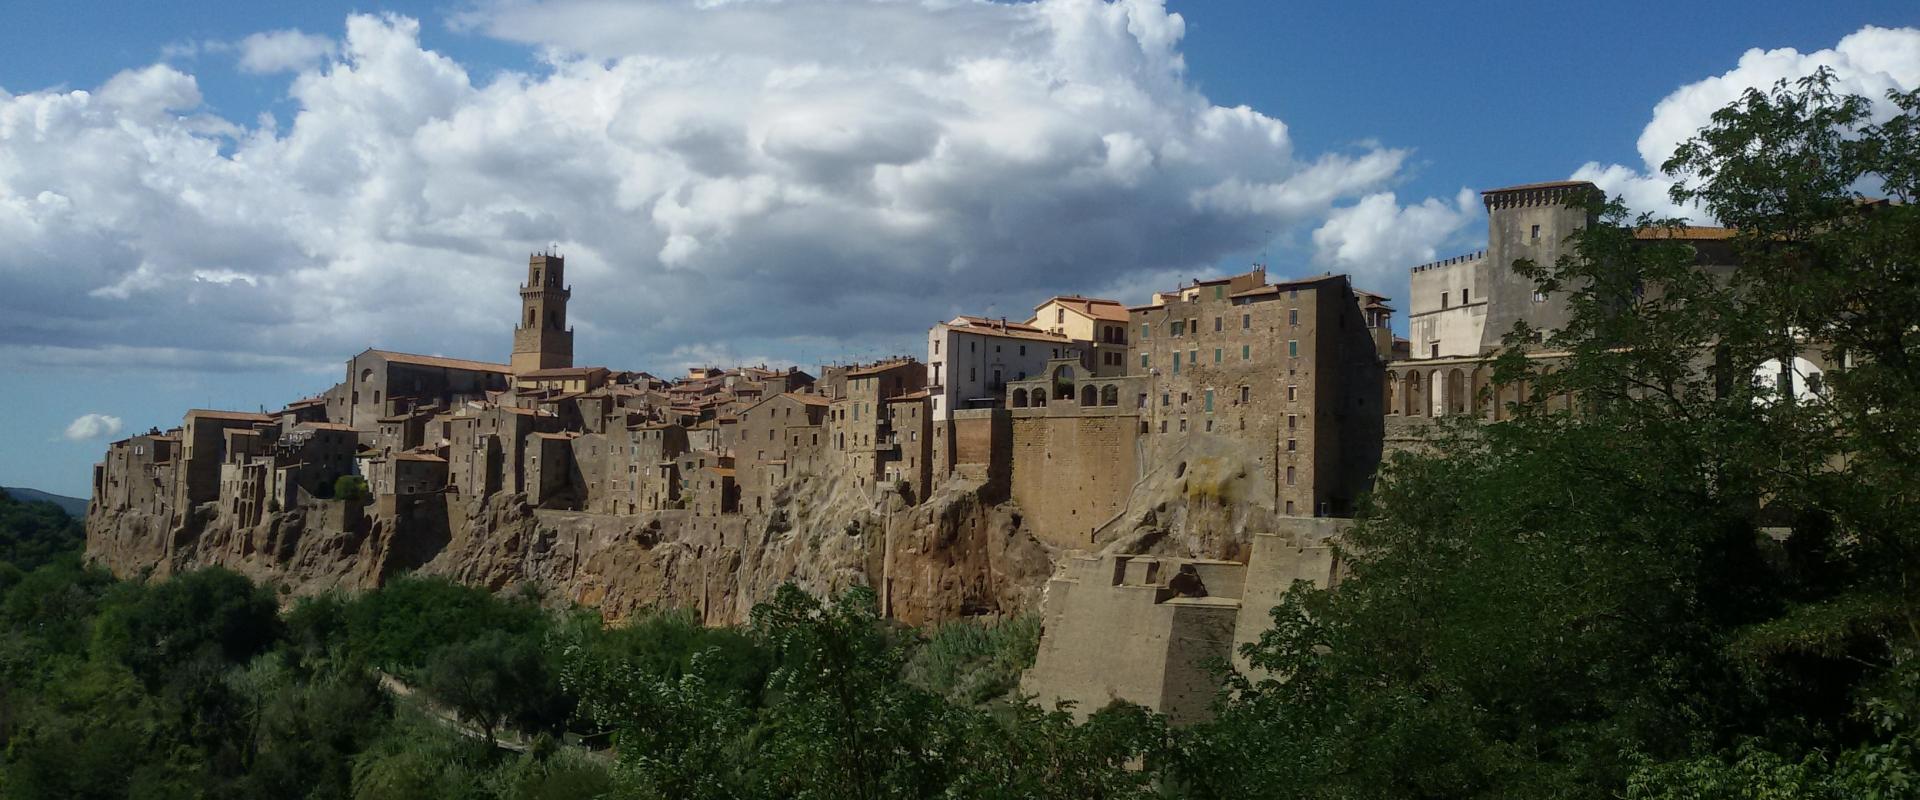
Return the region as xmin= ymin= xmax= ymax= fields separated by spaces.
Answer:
xmin=1411 ymin=249 xmax=1486 ymax=274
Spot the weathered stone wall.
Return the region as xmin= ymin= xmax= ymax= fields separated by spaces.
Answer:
xmin=1006 ymin=409 xmax=1138 ymax=549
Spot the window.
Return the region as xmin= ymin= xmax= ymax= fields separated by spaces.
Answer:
xmin=1242 ymin=344 xmax=1251 ymax=360
xmin=1461 ymin=288 xmax=1470 ymax=304
xmin=1286 ymin=466 xmax=1296 ymax=486
xmin=1214 ymin=285 xmax=1224 ymax=299
xmin=1533 ymin=290 xmax=1548 ymax=303
xmin=1205 ymin=419 xmax=1214 ymax=431
xmin=1204 ymin=390 xmax=1213 ymax=412
xmin=1057 ymin=308 xmax=1065 ymax=324
xmin=1431 ymin=343 xmax=1440 ymax=358
xmin=1286 ymin=439 xmax=1296 ymax=452
xmin=1189 ymin=349 xmax=1198 ymax=367
xmin=933 ymin=340 xmax=940 ymax=355
xmin=1172 ymin=353 xmax=1180 ymax=374
xmin=1289 ymin=288 xmax=1298 ymax=299
xmin=968 ymin=367 xmax=976 ymax=383
xmin=1242 ymin=313 xmax=1251 ymax=330
xmin=1172 ymin=320 xmax=1184 ymax=337
xmin=1214 ymin=317 xmax=1222 ymax=332
xmin=1287 ymin=385 xmax=1298 ymax=402
xmin=1285 ymin=500 xmax=1295 ymax=515
xmin=1440 ymin=293 xmax=1449 ymax=310
xmin=1288 ymin=340 xmax=1299 ymax=358
xmin=1141 ymin=323 xmax=1150 ymax=339
xmin=1289 ymin=308 xmax=1298 ymax=326
xmin=1242 ymin=386 xmax=1251 ymax=403
xmin=1181 ymin=391 xmax=1190 ymax=405
xmin=995 ymin=344 xmax=1001 ymax=353
xmin=1019 ymin=345 xmax=1026 ymax=356
xmin=1141 ymin=354 xmax=1150 ymax=369
xmin=970 ymin=340 xmax=976 ymax=352
xmin=1530 ymin=224 xmax=1541 ymax=240
xmin=1159 ymin=420 xmax=1167 ymax=433
xmin=1287 ymin=414 xmax=1296 ymax=429
xmin=1179 ymin=418 xmax=1188 ymax=432
xmin=1214 ymin=348 xmax=1222 ymax=364
xmin=1161 ymin=393 xmax=1170 ymax=407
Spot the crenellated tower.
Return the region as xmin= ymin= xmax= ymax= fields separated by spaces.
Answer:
xmin=511 ymin=252 xmax=574 ymax=374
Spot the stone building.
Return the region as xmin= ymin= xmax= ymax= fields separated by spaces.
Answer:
xmin=736 ymin=393 xmax=830 ymax=515
xmin=93 ymin=430 xmax=178 ymax=516
xmin=1128 ymin=269 xmax=1390 ymax=517
xmin=338 ymin=349 xmax=512 ymax=431
xmin=825 ymin=359 xmax=927 ymax=497
xmin=511 ymin=252 xmax=574 ymax=375
xmin=175 ymin=409 xmax=275 ymax=522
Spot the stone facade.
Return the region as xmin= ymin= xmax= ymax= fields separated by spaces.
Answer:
xmin=1022 ymin=519 xmax=1347 ymax=723
xmin=1128 ymin=270 xmax=1388 ymax=517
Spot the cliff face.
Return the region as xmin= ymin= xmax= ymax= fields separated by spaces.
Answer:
xmin=86 ymin=468 xmax=1055 ymax=626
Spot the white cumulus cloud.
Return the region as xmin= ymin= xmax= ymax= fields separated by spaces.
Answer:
xmin=1576 ymin=25 xmax=1920 ymax=220
xmin=64 ymin=413 xmax=124 ymax=441
xmin=1311 ymin=188 xmax=1481 ymax=292
xmin=0 ymin=3 xmax=1456 ymax=378
xmin=236 ymin=29 xmax=337 ymax=74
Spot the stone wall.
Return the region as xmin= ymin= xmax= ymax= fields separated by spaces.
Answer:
xmin=1006 ymin=408 xmax=1139 ymax=549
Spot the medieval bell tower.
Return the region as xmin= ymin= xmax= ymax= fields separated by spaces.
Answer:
xmin=511 ymin=251 xmax=574 ymax=374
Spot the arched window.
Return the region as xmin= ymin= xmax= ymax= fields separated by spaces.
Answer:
xmin=1080 ymin=385 xmax=1097 ymax=406
xmin=1100 ymin=384 xmax=1118 ymax=406
xmin=527 ymin=309 xmax=536 ymax=327
xmin=1447 ymin=369 xmax=1466 ymax=415
xmin=1032 ymin=388 xmax=1046 ymax=405
xmin=1011 ymin=388 xmax=1028 ymax=408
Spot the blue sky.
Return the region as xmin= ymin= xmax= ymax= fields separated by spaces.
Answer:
xmin=1 ymin=0 xmax=1915 ymax=497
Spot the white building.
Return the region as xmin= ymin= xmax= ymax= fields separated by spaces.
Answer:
xmin=926 ymin=316 xmax=1087 ymax=421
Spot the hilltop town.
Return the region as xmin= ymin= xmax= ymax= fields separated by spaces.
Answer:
xmin=85 ymin=179 xmax=1770 ymax=718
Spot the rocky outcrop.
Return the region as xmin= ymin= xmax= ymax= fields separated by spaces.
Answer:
xmin=87 ymin=467 xmax=1055 ymax=626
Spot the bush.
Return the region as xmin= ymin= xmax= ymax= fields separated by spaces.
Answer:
xmin=333 ymin=475 xmax=371 ymax=503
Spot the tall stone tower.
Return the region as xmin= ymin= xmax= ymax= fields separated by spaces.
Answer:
xmin=511 ymin=252 xmax=574 ymax=374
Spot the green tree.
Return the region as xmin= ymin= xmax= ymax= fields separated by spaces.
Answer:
xmin=1189 ymin=71 xmax=1920 ymax=799
xmin=334 ymin=475 xmax=372 ymax=503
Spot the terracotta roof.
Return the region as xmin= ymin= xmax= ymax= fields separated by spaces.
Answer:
xmin=785 ymin=392 xmax=832 ymax=407
xmin=887 ymin=389 xmax=932 ymax=402
xmin=370 ymin=349 xmax=511 ymax=374
xmin=951 ymin=315 xmax=1046 ymax=333
xmin=1033 ymin=295 xmax=1130 ymax=322
xmin=845 ymin=359 xmax=920 ymax=377
xmin=187 ymin=409 xmax=273 ymax=423
xmin=533 ymin=432 xmax=577 ymax=440
xmin=395 ymin=452 xmax=446 ymax=463
xmin=1633 ymin=226 xmax=1736 ymax=241
xmin=1481 ymin=180 xmax=1597 ymax=194
xmin=944 ymin=319 xmax=1074 ymax=344
xmin=517 ymin=366 xmax=609 ymax=378
xmin=297 ymin=422 xmax=359 ymax=432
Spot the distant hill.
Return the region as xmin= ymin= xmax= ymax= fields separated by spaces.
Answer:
xmin=2 ymin=487 xmax=88 ymax=518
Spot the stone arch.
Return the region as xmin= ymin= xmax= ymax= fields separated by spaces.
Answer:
xmin=1011 ymin=388 xmax=1028 ymax=408
xmin=1470 ymin=367 xmax=1490 ymax=418
xmin=1080 ymin=385 xmax=1097 ymax=406
xmin=1446 ymin=369 xmax=1466 ymax=415
xmin=1402 ymin=370 xmax=1423 ymax=416
xmin=1032 ymin=387 xmax=1046 ymax=405
xmin=1051 ymin=364 xmax=1075 ymax=401
xmin=1100 ymin=384 xmax=1119 ymax=406
xmin=1385 ymin=372 xmax=1397 ymax=414
xmin=1430 ymin=370 xmax=1447 ymax=416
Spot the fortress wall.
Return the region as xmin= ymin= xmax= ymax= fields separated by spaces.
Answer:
xmin=1006 ymin=410 xmax=1138 ymax=548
